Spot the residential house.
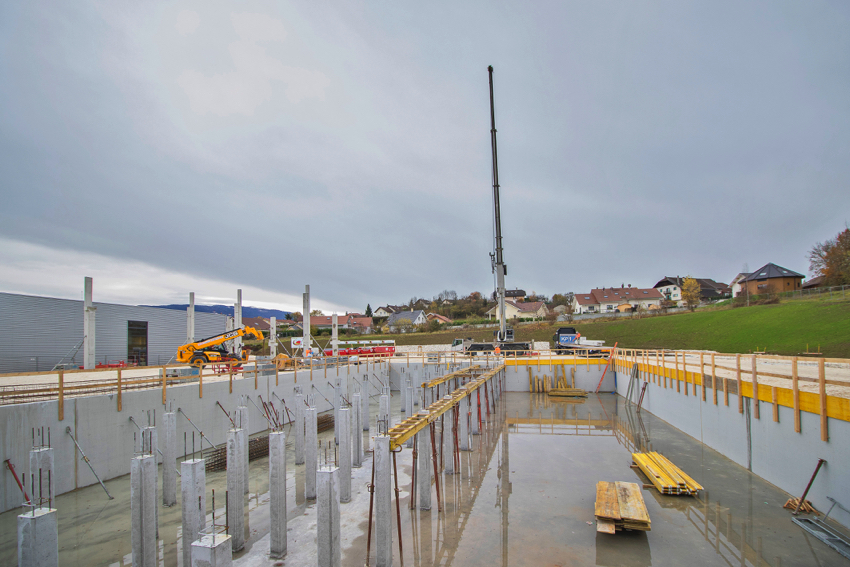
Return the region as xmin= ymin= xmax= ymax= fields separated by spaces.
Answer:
xmin=730 ymin=273 xmax=751 ymax=297
xmin=740 ymin=263 xmax=804 ymax=295
xmin=505 ymin=289 xmax=526 ymax=302
xmin=305 ymin=315 xmax=374 ymax=334
xmin=241 ymin=317 xmax=271 ymax=332
xmin=387 ymin=310 xmax=427 ymax=331
xmin=802 ymin=276 xmax=824 ymax=289
xmin=572 ymin=287 xmax=664 ymax=314
xmin=374 ymin=305 xmax=403 ymax=318
xmin=426 ymin=313 xmax=453 ymax=324
xmin=486 ymin=300 xmax=549 ymax=320
xmin=653 ymin=277 xmax=731 ymax=306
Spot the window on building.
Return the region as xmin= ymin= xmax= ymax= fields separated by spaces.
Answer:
xmin=128 ymin=321 xmax=148 ymax=366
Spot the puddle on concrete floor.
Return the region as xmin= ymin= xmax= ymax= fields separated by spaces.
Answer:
xmin=2 ymin=393 xmax=848 ymax=566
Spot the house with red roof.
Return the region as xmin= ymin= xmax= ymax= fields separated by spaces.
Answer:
xmin=572 ymin=287 xmax=664 ymax=314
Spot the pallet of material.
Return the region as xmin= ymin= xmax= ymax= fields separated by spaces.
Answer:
xmin=632 ymin=452 xmax=702 ymax=496
xmin=548 ymin=388 xmax=588 ymax=398
xmin=595 ymin=481 xmax=651 ymax=533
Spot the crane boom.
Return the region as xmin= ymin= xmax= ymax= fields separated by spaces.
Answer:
xmin=489 ymin=65 xmax=507 ymax=342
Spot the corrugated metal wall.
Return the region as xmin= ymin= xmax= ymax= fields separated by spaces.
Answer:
xmin=0 ymin=292 xmax=228 ymax=373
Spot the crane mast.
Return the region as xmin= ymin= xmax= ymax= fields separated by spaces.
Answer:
xmin=488 ymin=65 xmax=508 ymax=342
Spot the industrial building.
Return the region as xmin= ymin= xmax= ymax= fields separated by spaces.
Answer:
xmin=0 ymin=290 xmax=227 ymax=373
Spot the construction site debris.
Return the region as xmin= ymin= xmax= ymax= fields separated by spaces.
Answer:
xmin=631 ymin=452 xmax=703 ymax=496
xmin=784 ymin=497 xmax=819 ymax=515
xmin=548 ymin=388 xmax=588 ymax=398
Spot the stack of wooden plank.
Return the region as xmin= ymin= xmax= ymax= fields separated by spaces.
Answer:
xmin=548 ymin=388 xmax=588 ymax=398
xmin=632 ymin=452 xmax=703 ymax=496
xmin=783 ymin=497 xmax=818 ymax=514
xmin=595 ymin=481 xmax=651 ymax=533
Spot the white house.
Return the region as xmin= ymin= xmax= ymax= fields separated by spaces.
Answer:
xmin=387 ymin=310 xmax=427 ymax=331
xmin=572 ymin=287 xmax=663 ymax=314
xmin=486 ymin=300 xmax=549 ymax=320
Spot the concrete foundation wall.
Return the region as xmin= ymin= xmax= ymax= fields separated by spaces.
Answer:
xmin=614 ymin=368 xmax=850 ymax=530
xmin=503 ymin=360 xmax=614 ymax=393
xmin=0 ymin=361 xmax=389 ymax=514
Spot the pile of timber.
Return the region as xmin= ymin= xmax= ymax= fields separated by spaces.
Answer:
xmin=783 ymin=497 xmax=819 ymax=514
xmin=595 ymin=481 xmax=651 ymax=533
xmin=631 ymin=452 xmax=702 ymax=496
xmin=548 ymin=388 xmax=588 ymax=398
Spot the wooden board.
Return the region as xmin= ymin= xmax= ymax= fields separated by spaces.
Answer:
xmin=615 ymin=482 xmax=651 ymax=526
xmin=597 ymin=518 xmax=616 ymax=534
xmin=595 ymin=481 xmax=621 ymax=520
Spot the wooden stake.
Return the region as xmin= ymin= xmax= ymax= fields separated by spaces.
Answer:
xmin=736 ymin=354 xmax=742 ymax=414
xmin=752 ymin=355 xmax=760 ymax=419
xmin=711 ymin=353 xmax=717 ymax=405
xmin=792 ymin=356 xmax=800 ymax=433
xmin=58 ymin=370 xmax=64 ymax=421
xmin=772 ymin=387 xmax=779 ymax=422
xmin=819 ymin=358 xmax=828 ymax=442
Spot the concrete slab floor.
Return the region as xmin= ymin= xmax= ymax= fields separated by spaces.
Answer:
xmin=2 ymin=391 xmax=849 ymax=566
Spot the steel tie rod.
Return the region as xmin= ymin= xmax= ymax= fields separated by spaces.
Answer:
xmin=246 ymin=395 xmax=277 ymax=429
xmin=66 ymin=426 xmax=113 ymax=499
xmin=177 ymin=408 xmax=217 ymax=451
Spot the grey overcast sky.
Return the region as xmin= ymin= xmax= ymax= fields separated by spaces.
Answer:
xmin=1 ymin=1 xmax=849 ymax=312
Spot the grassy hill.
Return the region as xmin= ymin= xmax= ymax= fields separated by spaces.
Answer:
xmin=363 ymin=298 xmax=850 ymax=358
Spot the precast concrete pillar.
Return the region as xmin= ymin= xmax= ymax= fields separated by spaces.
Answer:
xmin=399 ymin=370 xmax=406 ymax=413
xmin=334 ymin=378 xmax=341 ymax=444
xmin=236 ymin=405 xmax=249 ymax=495
xmin=331 ymin=313 xmax=339 ymax=357
xmin=405 ymin=384 xmax=414 ymax=448
xmin=162 ymin=412 xmax=177 ymax=506
xmin=417 ymin=427 xmax=431 ymax=510
xmin=187 ymin=292 xmax=195 ymax=344
xmin=375 ymin=436 xmax=392 ymax=567
xmin=269 ymin=316 xmax=277 ymax=358
xmin=235 ymin=289 xmax=243 ymax=352
xmin=130 ymin=454 xmax=157 ymax=567
xmin=191 ymin=533 xmax=232 ymax=567
xmin=338 ymin=408 xmax=351 ymax=503
xmin=317 ymin=467 xmax=341 ymax=567
xmin=352 ymin=394 xmax=363 ymax=468
xmin=17 ymin=507 xmax=58 ymax=567
xmin=83 ymin=276 xmax=95 ymax=370
xmin=459 ymin=396 xmax=470 ymax=451
xmin=305 ymin=407 xmax=318 ymax=500
xmin=379 ymin=394 xmax=390 ymax=434
xmin=303 ymin=285 xmax=311 ymax=357
xmin=471 ymin=391 xmax=480 ymax=435
xmin=140 ymin=427 xmax=159 ymax=534
xmin=226 ymin=429 xmax=245 ymax=551
xmin=444 ymin=416 xmax=455 ymax=475
xmin=181 ymin=459 xmax=206 ymax=567
xmin=361 ymin=376 xmax=370 ymax=431
xmin=294 ymin=391 xmax=305 ymax=465
xmin=269 ymin=431 xmax=286 ymax=558
xmin=28 ymin=447 xmax=54 ymax=505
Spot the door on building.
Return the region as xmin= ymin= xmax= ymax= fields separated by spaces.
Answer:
xmin=128 ymin=321 xmax=148 ymax=366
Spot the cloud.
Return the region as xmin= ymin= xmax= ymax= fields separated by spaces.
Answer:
xmin=175 ymin=10 xmax=200 ymax=36
xmin=231 ymin=12 xmax=288 ymax=43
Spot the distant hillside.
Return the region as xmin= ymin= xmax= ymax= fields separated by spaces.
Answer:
xmin=146 ymin=304 xmax=291 ymax=320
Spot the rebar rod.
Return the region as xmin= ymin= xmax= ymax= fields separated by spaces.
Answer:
xmin=392 ymin=448 xmax=404 ymax=565
xmin=177 ymin=408 xmax=217 ymax=450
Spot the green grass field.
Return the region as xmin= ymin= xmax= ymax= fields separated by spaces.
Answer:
xmin=362 ymin=297 xmax=850 ymax=358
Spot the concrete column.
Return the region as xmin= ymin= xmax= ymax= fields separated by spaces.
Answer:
xmin=417 ymin=427 xmax=431 ymax=510
xmin=332 ymin=313 xmax=339 ymax=357
xmin=303 ymin=285 xmax=311 ymax=356
xmin=236 ymin=405 xmax=249 ymax=495
xmin=294 ymin=391 xmax=305 ymax=465
xmin=459 ymin=397 xmax=470 ymax=450
xmin=83 ymin=276 xmax=96 ymax=370
xmin=352 ymin=394 xmax=363 ymax=468
xmin=162 ymin=412 xmax=177 ymax=506
xmin=334 ymin=378 xmax=341 ymax=444
xmin=338 ymin=408 xmax=351 ymax=503
xmin=28 ymin=447 xmax=54 ymax=505
xmin=191 ymin=533 xmax=232 ymax=567
xmin=17 ymin=507 xmax=58 ymax=567
xmin=305 ymin=407 xmax=318 ymax=500
xmin=187 ymin=292 xmax=195 ymax=344
xmin=269 ymin=431 xmax=286 ymax=559
xmin=141 ymin=427 xmax=159 ymax=534
xmin=235 ymin=289 xmax=243 ymax=352
xmin=131 ymin=454 xmax=157 ymax=567
xmin=400 ymin=372 xmax=406 ymax=413
xmin=269 ymin=316 xmax=277 ymax=358
xmin=379 ymin=393 xmax=390 ymax=434
xmin=375 ymin=436 xmax=392 ymax=567
xmin=227 ymin=429 xmax=245 ymax=551
xmin=471 ymin=391 xmax=480 ymax=435
xmin=317 ymin=467 xmax=341 ymax=567
xmin=361 ymin=376 xmax=370 ymax=432
xmin=444 ymin=415 xmax=454 ymax=475
xmin=405 ymin=384 xmax=414 ymax=448
xmin=181 ymin=459 xmax=206 ymax=567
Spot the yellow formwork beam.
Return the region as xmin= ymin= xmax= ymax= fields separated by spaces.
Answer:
xmin=388 ymin=364 xmax=505 ymax=450
xmin=421 ymin=364 xmax=483 ymax=389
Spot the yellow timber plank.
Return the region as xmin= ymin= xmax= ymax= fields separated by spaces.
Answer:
xmin=595 ymin=481 xmax=621 ymax=520
xmin=615 ymin=481 xmax=651 ymax=526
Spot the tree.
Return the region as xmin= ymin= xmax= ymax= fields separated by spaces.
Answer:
xmin=681 ymin=277 xmax=701 ymax=311
xmin=809 ymin=228 xmax=850 ymax=286
xmin=365 ymin=304 xmax=372 ymax=317
xmin=310 ymin=309 xmax=323 ymax=316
